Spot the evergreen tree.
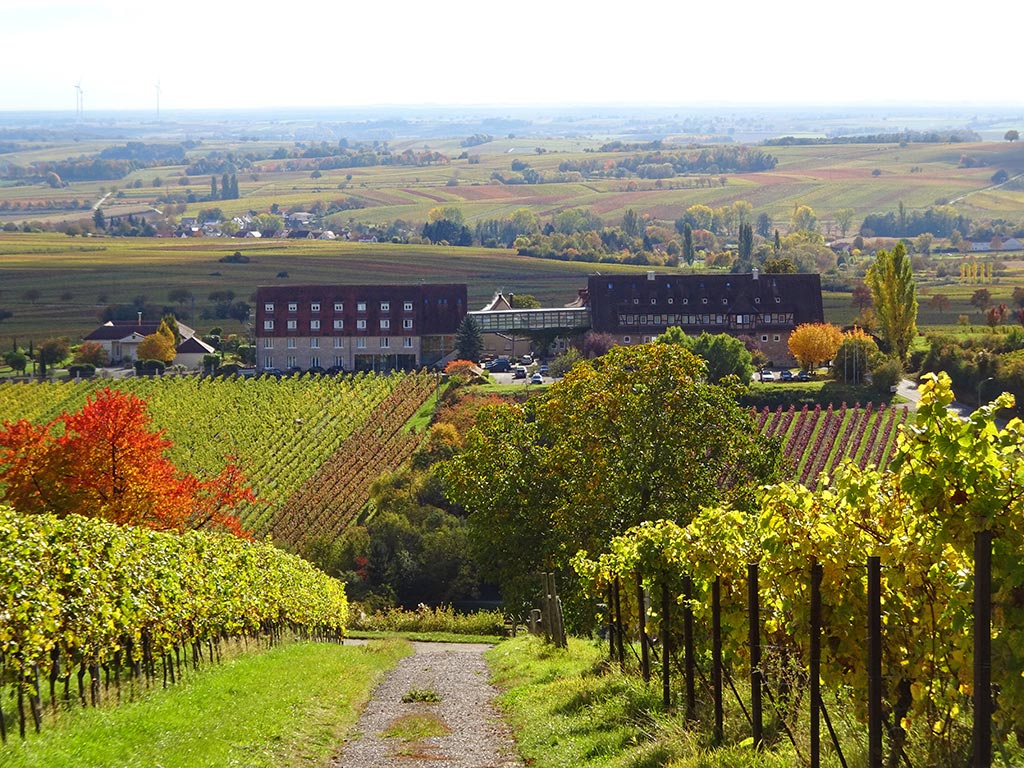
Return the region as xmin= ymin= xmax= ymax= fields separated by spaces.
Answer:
xmin=221 ymin=173 xmax=230 ymax=200
xmin=683 ymin=223 xmax=694 ymax=264
xmin=210 ymin=175 xmax=217 ymax=199
xmin=454 ymin=316 xmax=484 ymax=362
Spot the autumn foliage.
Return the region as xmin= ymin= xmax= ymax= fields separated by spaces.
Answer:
xmin=0 ymin=388 xmax=253 ymax=536
xmin=787 ymin=322 xmax=844 ymax=370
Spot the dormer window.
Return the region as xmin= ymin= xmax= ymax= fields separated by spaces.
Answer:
xmin=381 ymin=301 xmax=390 ymax=312
xmin=633 ymin=298 xmax=640 ymax=305
xmin=702 ymin=298 xmax=708 ymax=305
xmin=311 ymin=302 xmax=320 ymax=313
xmin=288 ymin=303 xmax=297 ymax=313
xmin=722 ymin=298 xmax=728 ymax=305
xmin=334 ymin=302 xmax=344 ymax=312
xmin=651 ymin=298 xmax=657 ymax=305
xmin=264 ymin=303 xmax=274 ymax=313
xmin=775 ymin=297 xmax=781 ymax=304
xmin=667 ymin=298 xmax=674 ymax=305
xmin=755 ymin=297 xmax=761 ymax=304
xmin=682 ymin=298 xmax=688 ymax=305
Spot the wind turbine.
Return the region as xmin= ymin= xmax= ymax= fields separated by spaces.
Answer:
xmin=74 ymin=80 xmax=83 ymax=119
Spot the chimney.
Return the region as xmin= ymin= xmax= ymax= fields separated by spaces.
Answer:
xmin=647 ymin=270 xmax=656 ymax=281
xmin=752 ymin=267 xmax=759 ymax=281
xmin=137 ymin=311 xmax=143 ymax=324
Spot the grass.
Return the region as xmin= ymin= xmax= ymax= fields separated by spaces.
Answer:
xmin=349 ymin=603 xmax=508 ymax=637
xmin=347 ymin=630 xmax=503 ymax=644
xmin=379 ymin=711 xmax=449 ymax=740
xmin=401 ymin=688 xmax=442 ymax=704
xmin=0 ymin=638 xmax=410 ymax=768
xmin=486 ymin=635 xmax=811 ymax=768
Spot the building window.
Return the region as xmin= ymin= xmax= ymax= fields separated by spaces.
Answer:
xmin=356 ymin=338 xmax=366 ymax=349
xmin=334 ymin=356 xmax=344 ymax=367
xmin=287 ymin=355 xmax=297 ymax=369
xmin=333 ymin=319 xmax=344 ymax=330
xmin=776 ymin=297 xmax=781 ymax=303
xmin=702 ymin=297 xmax=708 ymax=304
xmin=310 ymin=356 xmax=320 ymax=368
xmin=761 ymin=335 xmax=769 ymax=342
xmin=310 ymin=338 xmax=319 ymax=349
xmin=722 ymin=298 xmax=728 ymax=305
xmin=651 ymin=298 xmax=657 ymax=305
xmin=334 ymin=338 xmax=344 ymax=349
xmin=773 ymin=334 xmax=781 ymax=342
xmin=380 ymin=337 xmax=390 ymax=348
xmin=288 ymin=302 xmax=297 ymax=313
xmin=356 ymin=319 xmax=367 ymax=330
xmin=263 ymin=319 xmax=274 ymax=330
xmin=667 ymin=298 xmax=674 ymax=305
xmin=754 ymin=297 xmax=761 ymax=304
xmin=263 ymin=338 xmax=273 ymax=349
xmin=311 ymin=302 xmax=320 ymax=312
xmin=403 ymin=301 xmax=413 ymax=312
xmin=264 ymin=302 xmax=274 ymax=313
xmin=633 ymin=298 xmax=639 ymax=304
xmin=380 ymin=319 xmax=390 ymax=330
xmin=403 ymin=337 xmax=413 ymax=348
xmin=623 ymin=336 xmax=631 ymax=344
xmin=357 ymin=301 xmax=366 ymax=312
xmin=263 ymin=356 xmax=273 ymax=369
xmin=334 ymin=302 xmax=344 ymax=312
xmin=287 ymin=319 xmax=297 ymax=330
xmin=403 ymin=318 xmax=413 ymax=330
xmin=287 ymin=338 xmax=296 ymax=349
xmin=380 ymin=301 xmax=390 ymax=312
xmin=310 ymin=319 xmax=320 ymax=330
xmin=682 ymin=298 xmax=688 ymax=305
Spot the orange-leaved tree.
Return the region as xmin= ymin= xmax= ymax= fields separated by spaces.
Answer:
xmin=787 ymin=322 xmax=843 ymax=370
xmin=0 ymin=388 xmax=253 ymax=536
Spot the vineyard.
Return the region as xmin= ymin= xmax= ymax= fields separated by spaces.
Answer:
xmin=0 ymin=371 xmax=437 ymax=536
xmin=758 ymin=402 xmax=910 ymax=486
xmin=0 ymin=506 xmax=348 ymax=741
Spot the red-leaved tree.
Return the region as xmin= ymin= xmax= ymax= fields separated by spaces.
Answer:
xmin=0 ymin=388 xmax=253 ymax=536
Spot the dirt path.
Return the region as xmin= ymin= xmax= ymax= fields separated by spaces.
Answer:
xmin=334 ymin=642 xmax=522 ymax=768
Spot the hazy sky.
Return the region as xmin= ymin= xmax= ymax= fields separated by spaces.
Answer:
xmin=4 ymin=0 xmax=1019 ymax=113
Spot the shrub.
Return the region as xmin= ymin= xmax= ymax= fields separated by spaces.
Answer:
xmin=350 ymin=604 xmax=507 ymax=636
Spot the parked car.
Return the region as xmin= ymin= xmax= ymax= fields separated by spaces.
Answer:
xmin=796 ymin=370 xmax=812 ymax=382
xmin=307 ymin=366 xmax=326 ymax=375
xmin=760 ymin=370 xmax=775 ymax=382
xmin=780 ymin=369 xmax=793 ymax=381
xmin=485 ymin=359 xmax=512 ymax=373
xmin=513 ymin=366 xmax=527 ymax=379
xmin=530 ymin=373 xmax=544 ymax=385
xmin=539 ymin=364 xmax=549 ymax=375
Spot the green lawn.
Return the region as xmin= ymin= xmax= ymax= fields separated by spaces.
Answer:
xmin=0 ymin=639 xmax=409 ymax=768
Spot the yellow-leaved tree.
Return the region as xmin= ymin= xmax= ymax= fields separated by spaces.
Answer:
xmin=787 ymin=322 xmax=843 ymax=370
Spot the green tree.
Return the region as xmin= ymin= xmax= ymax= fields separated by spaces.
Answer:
xmin=440 ymin=344 xmax=782 ymax=619
xmin=657 ymin=329 xmax=754 ymax=383
xmin=682 ymin=223 xmax=694 ymax=264
xmin=865 ymin=241 xmax=918 ymax=363
xmin=93 ymin=208 xmax=105 ymax=231
xmin=2 ymin=349 xmax=27 ymax=374
xmin=755 ymin=212 xmax=771 ymax=239
xmin=834 ymin=208 xmax=855 ymax=237
xmin=790 ymin=204 xmax=818 ymax=233
xmin=454 ymin=316 xmax=483 ymax=362
xmin=1006 ymin=129 xmax=1020 ymax=142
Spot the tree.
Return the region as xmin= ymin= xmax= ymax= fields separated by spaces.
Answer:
xmin=755 ymin=212 xmax=772 ymax=239
xmin=928 ymin=294 xmax=951 ymax=315
xmin=137 ymin=321 xmax=176 ymax=363
xmin=834 ymin=208 xmax=856 ymax=238
xmin=1006 ymin=129 xmax=1020 ymax=142
xmin=37 ymin=337 xmax=70 ymax=376
xmin=657 ymin=329 xmax=753 ymax=383
xmin=210 ymin=175 xmax=218 ymax=198
xmin=0 ymin=388 xmax=252 ymax=534
xmin=851 ymin=282 xmax=873 ymax=311
xmin=790 ymin=204 xmax=817 ymax=233
xmin=865 ymin=242 xmax=918 ymax=364
xmin=93 ymin=208 xmax=105 ymax=231
xmin=682 ymin=223 xmax=694 ymax=265
xmin=2 ymin=349 xmax=27 ymax=374
xmin=970 ymin=288 xmax=993 ymax=313
xmin=509 ymin=294 xmax=541 ymax=309
xmin=0 ymin=309 xmax=12 ymax=325
xmin=72 ymin=341 xmax=109 ymax=367
xmin=831 ymin=328 xmax=879 ymax=385
xmin=454 ymin=316 xmax=483 ymax=362
xmin=787 ymin=322 xmax=843 ymax=370
xmin=440 ymin=345 xmax=782 ymax=617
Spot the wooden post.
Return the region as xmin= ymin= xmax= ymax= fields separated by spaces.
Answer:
xmin=661 ymin=579 xmax=671 ymax=710
xmin=607 ymin=585 xmax=616 ymax=662
xmin=810 ymin=560 xmax=822 ymax=768
xmin=637 ymin=567 xmax=650 ymax=682
xmin=683 ymin=574 xmax=696 ymax=721
xmin=974 ymin=529 xmax=993 ymax=768
xmin=748 ymin=562 xmax=762 ymax=749
xmin=540 ymin=573 xmax=552 ymax=644
xmin=867 ymin=556 xmax=882 ymax=768
xmin=614 ymin=576 xmax=625 ymax=670
xmin=712 ymin=576 xmax=723 ymax=745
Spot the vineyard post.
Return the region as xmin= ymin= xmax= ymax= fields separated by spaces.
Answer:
xmin=540 ymin=573 xmax=552 ymax=644
xmin=660 ymin=577 xmax=671 ymax=710
xmin=712 ymin=577 xmax=724 ymax=745
xmin=637 ymin=567 xmax=650 ymax=682
xmin=683 ymin=574 xmax=696 ymax=721
xmin=614 ymin=576 xmax=625 ymax=670
xmin=973 ymin=529 xmax=993 ymax=768
xmin=748 ymin=562 xmax=763 ymax=750
xmin=810 ymin=559 xmax=822 ymax=768
xmin=867 ymin=556 xmax=882 ymax=768
xmin=607 ymin=584 xmax=615 ymax=662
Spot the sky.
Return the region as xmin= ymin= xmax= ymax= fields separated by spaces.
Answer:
xmin=3 ymin=0 xmax=1020 ymax=113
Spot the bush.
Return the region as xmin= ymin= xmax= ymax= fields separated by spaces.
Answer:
xmin=871 ymin=357 xmax=903 ymax=395
xmin=350 ymin=604 xmax=507 ymax=636
xmin=66 ymin=364 xmax=96 ymax=379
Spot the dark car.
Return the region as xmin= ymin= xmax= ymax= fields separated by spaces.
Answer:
xmin=307 ymin=366 xmax=326 ymax=375
xmin=257 ymin=367 xmax=284 ymax=378
xmin=286 ymin=366 xmax=304 ymax=377
xmin=325 ymin=365 xmax=346 ymax=376
xmin=485 ymin=359 xmax=512 ymax=373
xmin=780 ymin=369 xmax=793 ymax=382
xmin=513 ymin=366 xmax=527 ymax=379
xmin=796 ymin=370 xmax=812 ymax=382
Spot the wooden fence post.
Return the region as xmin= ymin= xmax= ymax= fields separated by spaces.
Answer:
xmin=810 ymin=560 xmax=822 ymax=768
xmin=661 ymin=579 xmax=671 ymax=710
xmin=541 ymin=573 xmax=551 ymax=644
xmin=614 ymin=576 xmax=625 ymax=670
xmin=974 ymin=529 xmax=993 ymax=768
xmin=683 ymin=574 xmax=696 ymax=721
xmin=712 ymin=576 xmax=723 ymax=745
xmin=637 ymin=567 xmax=650 ymax=682
xmin=867 ymin=556 xmax=882 ymax=768
xmin=748 ymin=562 xmax=762 ymax=749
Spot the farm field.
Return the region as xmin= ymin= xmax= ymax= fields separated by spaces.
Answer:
xmin=0 ymin=372 xmax=436 ymax=537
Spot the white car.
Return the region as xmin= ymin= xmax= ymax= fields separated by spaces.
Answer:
xmin=760 ymin=370 xmax=775 ymax=382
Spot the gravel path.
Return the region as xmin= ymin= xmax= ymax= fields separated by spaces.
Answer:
xmin=334 ymin=642 xmax=522 ymax=768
